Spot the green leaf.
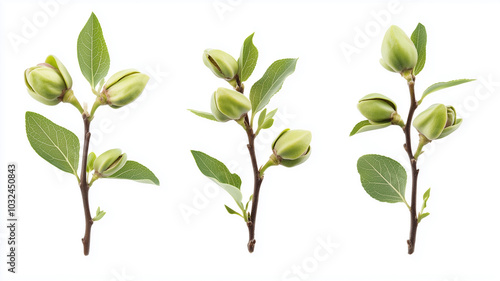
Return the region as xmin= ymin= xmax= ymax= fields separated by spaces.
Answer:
xmin=411 ymin=23 xmax=427 ymax=76
xmin=245 ymin=194 xmax=253 ymax=211
xmin=266 ymin=108 xmax=278 ymax=119
xmin=257 ymin=108 xmax=278 ymax=131
xmin=349 ymin=120 xmax=391 ymax=136
xmin=257 ymin=108 xmax=267 ymax=128
xmin=357 ymin=154 xmax=409 ymax=207
xmin=422 ymin=187 xmax=431 ymax=210
xmin=250 ymin=58 xmax=298 ymax=114
xmin=224 ymin=205 xmax=243 ymax=218
xmin=77 ymin=12 xmax=110 ymax=88
xmin=188 ymin=109 xmax=217 ymax=121
xmin=108 ymin=161 xmax=160 ymax=185
xmin=191 ymin=150 xmax=243 ymax=203
xmin=92 ymin=207 xmax=106 ymax=221
xmin=418 ymin=212 xmax=430 ymax=223
xmin=25 ymin=111 xmax=80 ymax=176
xmin=261 ymin=119 xmax=274 ymax=129
xmin=420 ymin=79 xmax=475 ymax=102
xmin=86 ymin=152 xmax=96 ymax=173
xmin=238 ymin=33 xmax=258 ymax=82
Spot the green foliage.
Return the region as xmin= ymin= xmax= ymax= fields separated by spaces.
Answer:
xmin=108 ymin=161 xmax=160 ymax=185
xmin=357 ymin=154 xmax=409 ymax=207
xmin=25 ymin=112 xmax=80 ymax=177
xmin=191 ymin=150 xmax=243 ymax=203
xmin=420 ymin=79 xmax=475 ymax=103
xmin=77 ymin=12 xmax=110 ymax=89
xmin=238 ymin=33 xmax=258 ymax=82
xmin=250 ymin=58 xmax=298 ymax=115
xmin=411 ymin=23 xmax=427 ymax=76
xmin=188 ymin=109 xmax=217 ymax=121
xmin=257 ymin=108 xmax=278 ymax=133
xmin=224 ymin=205 xmax=243 ymax=218
xmin=92 ymin=207 xmax=106 ymax=221
xmin=350 ymin=120 xmax=391 ymax=136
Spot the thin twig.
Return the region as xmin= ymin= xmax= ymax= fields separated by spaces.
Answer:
xmin=79 ymin=113 xmax=93 ymax=255
xmin=403 ymin=75 xmax=420 ymax=254
xmin=234 ymin=77 xmax=264 ymax=253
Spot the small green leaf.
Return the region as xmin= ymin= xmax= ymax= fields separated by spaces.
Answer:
xmin=257 ymin=108 xmax=267 ymax=128
xmin=238 ymin=33 xmax=258 ymax=82
xmin=77 ymin=12 xmax=110 ymax=88
xmin=261 ymin=119 xmax=274 ymax=129
xmin=420 ymin=79 xmax=475 ymax=102
xmin=411 ymin=23 xmax=427 ymax=76
xmin=245 ymin=194 xmax=253 ymax=211
xmin=258 ymin=108 xmax=278 ymax=131
xmin=250 ymin=58 xmax=298 ymax=114
xmin=422 ymin=187 xmax=431 ymax=210
xmin=224 ymin=205 xmax=243 ymax=218
xmin=418 ymin=212 xmax=430 ymax=223
xmin=349 ymin=120 xmax=391 ymax=136
xmin=25 ymin=112 xmax=80 ymax=177
xmin=357 ymin=154 xmax=409 ymax=208
xmin=108 ymin=161 xmax=160 ymax=185
xmin=266 ymin=108 xmax=278 ymax=119
xmin=191 ymin=150 xmax=243 ymax=203
xmin=92 ymin=206 xmax=106 ymax=221
xmin=188 ymin=109 xmax=217 ymax=121
xmin=87 ymin=152 xmax=96 ymax=173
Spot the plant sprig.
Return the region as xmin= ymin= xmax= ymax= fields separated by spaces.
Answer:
xmin=24 ymin=12 xmax=159 ymax=256
xmin=351 ymin=23 xmax=474 ymax=254
xmin=190 ymin=34 xmax=312 ymax=253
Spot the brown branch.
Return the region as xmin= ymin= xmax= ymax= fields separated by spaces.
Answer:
xmin=404 ymin=76 xmax=419 ymax=255
xmin=234 ymin=76 xmax=264 ymax=253
xmin=244 ymin=113 xmax=263 ymax=253
xmin=79 ymin=113 xmax=93 ymax=256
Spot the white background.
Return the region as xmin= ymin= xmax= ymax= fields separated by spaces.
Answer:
xmin=1 ymin=0 xmax=499 ymax=280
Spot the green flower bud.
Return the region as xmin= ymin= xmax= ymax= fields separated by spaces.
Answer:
xmin=94 ymin=149 xmax=127 ymax=177
xmin=24 ymin=55 xmax=73 ymax=106
xmin=380 ymin=25 xmax=418 ymax=73
xmin=203 ymin=49 xmax=238 ymax=81
xmin=100 ymin=69 xmax=149 ymax=108
xmin=210 ymin=87 xmax=251 ymax=122
xmin=271 ymin=129 xmax=312 ymax=167
xmin=413 ymin=104 xmax=462 ymax=140
xmin=357 ymin=93 xmax=397 ymax=123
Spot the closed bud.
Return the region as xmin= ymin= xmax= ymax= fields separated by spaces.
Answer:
xmin=24 ymin=55 xmax=73 ymax=106
xmin=357 ymin=93 xmax=397 ymax=123
xmin=413 ymin=104 xmax=462 ymax=140
xmin=94 ymin=149 xmax=127 ymax=177
xmin=380 ymin=25 xmax=418 ymax=74
xmin=100 ymin=69 xmax=149 ymax=108
xmin=271 ymin=129 xmax=312 ymax=167
xmin=203 ymin=49 xmax=238 ymax=81
xmin=211 ymin=87 xmax=251 ymax=122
